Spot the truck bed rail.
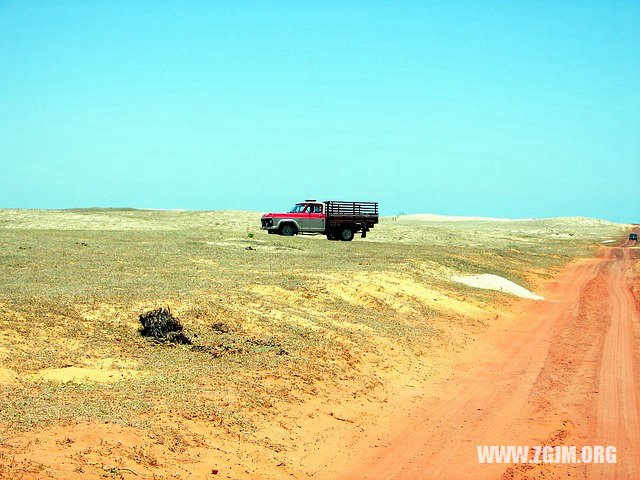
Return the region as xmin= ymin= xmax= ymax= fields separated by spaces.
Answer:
xmin=324 ymin=201 xmax=378 ymax=218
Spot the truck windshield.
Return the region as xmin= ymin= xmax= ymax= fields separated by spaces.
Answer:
xmin=289 ymin=204 xmax=305 ymax=213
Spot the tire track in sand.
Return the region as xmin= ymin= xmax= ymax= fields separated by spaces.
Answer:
xmin=339 ymin=238 xmax=640 ymax=480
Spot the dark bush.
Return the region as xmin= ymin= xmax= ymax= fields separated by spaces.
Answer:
xmin=212 ymin=322 xmax=230 ymax=334
xmin=139 ymin=307 xmax=192 ymax=344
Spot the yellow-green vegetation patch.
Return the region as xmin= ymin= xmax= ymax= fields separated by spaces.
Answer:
xmin=0 ymin=208 xmax=627 ymax=438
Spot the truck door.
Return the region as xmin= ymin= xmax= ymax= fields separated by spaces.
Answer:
xmin=307 ymin=204 xmax=325 ymax=232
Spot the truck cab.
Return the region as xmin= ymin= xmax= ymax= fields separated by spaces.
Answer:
xmin=286 ymin=201 xmax=326 ymax=232
xmin=261 ymin=200 xmax=326 ymax=236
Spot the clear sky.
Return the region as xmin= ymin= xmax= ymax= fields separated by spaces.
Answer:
xmin=1 ymin=1 xmax=638 ymax=221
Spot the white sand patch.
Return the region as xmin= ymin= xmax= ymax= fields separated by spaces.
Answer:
xmin=134 ymin=208 xmax=188 ymax=211
xmin=399 ymin=213 xmax=532 ymax=222
xmin=602 ymin=240 xmax=616 ymax=243
xmin=452 ymin=274 xmax=544 ymax=300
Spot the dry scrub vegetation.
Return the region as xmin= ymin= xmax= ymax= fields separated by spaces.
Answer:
xmin=0 ymin=209 xmax=626 ymax=479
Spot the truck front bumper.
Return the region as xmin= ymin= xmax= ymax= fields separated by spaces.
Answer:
xmin=261 ymin=218 xmax=276 ymax=230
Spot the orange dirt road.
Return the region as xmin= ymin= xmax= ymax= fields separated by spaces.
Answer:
xmin=341 ymin=238 xmax=640 ymax=479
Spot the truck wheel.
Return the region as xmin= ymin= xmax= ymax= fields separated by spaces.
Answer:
xmin=280 ymin=225 xmax=296 ymax=236
xmin=339 ymin=228 xmax=354 ymax=241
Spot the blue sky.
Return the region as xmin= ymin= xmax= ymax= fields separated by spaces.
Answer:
xmin=1 ymin=1 xmax=638 ymax=221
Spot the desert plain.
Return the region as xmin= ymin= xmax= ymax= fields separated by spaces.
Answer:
xmin=0 ymin=209 xmax=637 ymax=479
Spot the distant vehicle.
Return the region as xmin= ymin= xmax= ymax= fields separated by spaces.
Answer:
xmin=261 ymin=200 xmax=378 ymax=241
xmin=630 ymin=233 xmax=638 ymax=241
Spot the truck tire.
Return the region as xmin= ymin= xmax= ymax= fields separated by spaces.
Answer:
xmin=339 ymin=227 xmax=354 ymax=241
xmin=280 ymin=224 xmax=296 ymax=236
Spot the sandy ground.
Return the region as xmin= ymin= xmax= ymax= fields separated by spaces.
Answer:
xmin=0 ymin=210 xmax=634 ymax=480
xmin=330 ymin=231 xmax=640 ymax=479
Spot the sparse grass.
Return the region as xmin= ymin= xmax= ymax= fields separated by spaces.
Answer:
xmin=0 ymin=209 xmax=627 ymax=452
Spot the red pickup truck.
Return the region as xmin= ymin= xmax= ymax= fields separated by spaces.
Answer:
xmin=261 ymin=200 xmax=379 ymax=241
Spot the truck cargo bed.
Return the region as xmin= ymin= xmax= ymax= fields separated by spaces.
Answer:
xmin=324 ymin=201 xmax=378 ymax=225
